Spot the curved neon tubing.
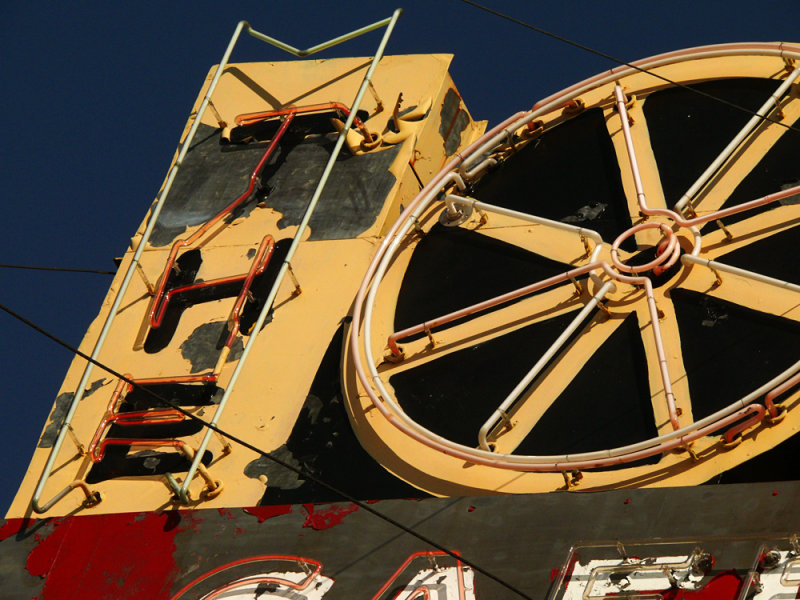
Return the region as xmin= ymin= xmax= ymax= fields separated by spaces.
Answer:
xmin=178 ymin=8 xmax=404 ymax=500
xmin=170 ymin=556 xmax=322 ymax=600
xmin=387 ymin=197 xmax=605 ymax=356
xmin=148 ymin=118 xmax=292 ymax=329
xmin=458 ymin=43 xmax=800 ymax=180
xmin=477 ymin=281 xmax=616 ymax=451
xmin=31 ymin=10 xmax=406 ymax=513
xmin=368 ymin=551 xmax=467 ymax=600
xmin=674 ymin=66 xmax=800 ymax=213
xmin=355 ymin=128 xmax=800 ymax=467
xmin=350 ymin=43 xmax=800 ymax=472
xmin=612 ymin=83 xmax=800 ymax=258
xmin=30 ymin=18 xmax=256 ymax=514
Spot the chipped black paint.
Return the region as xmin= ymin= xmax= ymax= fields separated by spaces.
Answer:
xmin=38 ymin=379 xmax=107 ymax=448
xmin=38 ymin=392 xmax=73 ymax=449
xmin=180 ymin=322 xmax=244 ymax=373
xmin=145 ymin=240 xmax=288 ymax=354
xmin=149 ymin=125 xmax=268 ymax=247
xmin=438 ymin=88 xmax=469 ymax=156
xmin=85 ymin=379 xmax=108 ymax=396
xmin=252 ymin=326 xmax=426 ymax=505
xmin=244 ymin=446 xmax=305 ymax=490
xmin=86 ymin=446 xmax=213 ymax=484
xmin=562 ymin=202 xmax=607 ymax=222
xmin=262 ymin=135 xmax=399 ymax=240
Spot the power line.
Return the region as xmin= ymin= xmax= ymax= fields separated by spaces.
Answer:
xmin=0 ymin=300 xmax=533 ymax=600
xmin=0 ymin=263 xmax=116 ymax=275
xmin=456 ymin=0 xmax=800 ymax=135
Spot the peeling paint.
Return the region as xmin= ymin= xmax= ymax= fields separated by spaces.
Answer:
xmin=38 ymin=393 xmax=73 ymax=449
xmin=38 ymin=379 xmax=106 ymax=448
xmin=217 ymin=508 xmax=235 ymax=520
xmin=25 ymin=519 xmax=65 ymax=579
xmin=149 ymin=124 xmax=264 ymax=247
xmin=180 ymin=321 xmax=244 ymax=373
xmin=561 ymin=202 xmax=607 ymax=222
xmin=85 ymin=378 xmax=108 ymax=397
xmin=438 ymin=88 xmax=469 ymax=156
xmin=175 ymin=510 xmax=205 ymax=534
xmin=262 ymin=138 xmax=399 ymax=240
xmin=302 ymin=503 xmax=358 ymax=530
xmin=244 ymin=445 xmax=304 ymax=490
xmin=0 ymin=518 xmax=28 ymax=542
xmin=26 ymin=513 xmax=181 ymax=598
xmin=625 ymin=570 xmax=742 ymax=600
xmin=242 ymin=505 xmax=293 ymax=523
xmin=700 ymin=296 xmax=730 ymax=328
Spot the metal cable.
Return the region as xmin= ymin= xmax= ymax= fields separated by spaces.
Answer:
xmin=0 ymin=263 xmax=115 ymax=275
xmin=456 ymin=0 xmax=800 ymax=135
xmin=0 ymin=300 xmax=533 ymax=600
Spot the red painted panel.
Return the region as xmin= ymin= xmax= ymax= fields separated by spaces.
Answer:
xmin=302 ymin=503 xmax=358 ymax=530
xmin=242 ymin=505 xmax=293 ymax=523
xmin=24 ymin=512 xmax=188 ymax=599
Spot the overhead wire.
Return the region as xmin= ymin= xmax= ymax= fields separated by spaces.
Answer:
xmin=8 ymin=9 xmax=796 ymax=596
xmin=456 ymin=0 xmax=800 ymax=135
xmin=0 ymin=263 xmax=116 ymax=275
xmin=0 ymin=300 xmax=534 ymax=600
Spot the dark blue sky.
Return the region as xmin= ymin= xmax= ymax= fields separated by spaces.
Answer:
xmin=1 ymin=1 xmax=797 ymax=514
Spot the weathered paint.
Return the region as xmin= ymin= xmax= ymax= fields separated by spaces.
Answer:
xmin=302 ymin=502 xmax=359 ymax=530
xmin=38 ymin=378 xmax=107 ymax=448
xmin=180 ymin=322 xmax=244 ymax=372
xmin=5 ymin=37 xmax=800 ymax=600
xmin=0 ymin=518 xmax=28 ymax=541
xmin=243 ymin=505 xmax=293 ymax=523
xmin=26 ymin=513 xmax=180 ymax=599
xmin=9 ymin=54 xmax=479 ymax=519
xmin=1 ymin=485 xmax=800 ymax=599
xmin=345 ymin=49 xmax=800 ymax=497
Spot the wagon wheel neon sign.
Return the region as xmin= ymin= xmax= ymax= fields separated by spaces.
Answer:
xmin=348 ymin=43 xmax=800 ymax=481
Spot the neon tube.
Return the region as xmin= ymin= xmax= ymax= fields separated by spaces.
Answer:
xmin=388 ymin=262 xmax=603 ymax=358
xmin=722 ymin=404 xmax=766 ymax=445
xmin=170 ymin=556 xmax=323 ymax=600
xmin=30 ymin=17 xmax=255 ymax=514
xmin=387 ymin=189 xmax=610 ymax=356
xmin=765 ymin=371 xmax=800 ymax=419
xmin=613 ymin=82 xmax=800 ymax=252
xmin=350 ymin=43 xmax=800 ymax=473
xmin=32 ymin=9 xmax=404 ymax=513
xmin=148 ymin=117 xmax=291 ymax=329
xmin=178 ymin=8 xmax=403 ymax=502
xmin=235 ymin=102 xmax=373 ymax=141
xmin=457 ymin=43 xmax=800 ymax=181
xmin=478 ymin=281 xmax=616 ymax=450
xmin=674 ymin=66 xmax=800 ymax=213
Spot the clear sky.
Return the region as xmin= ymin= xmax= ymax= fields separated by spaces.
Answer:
xmin=1 ymin=0 xmax=797 ymax=514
